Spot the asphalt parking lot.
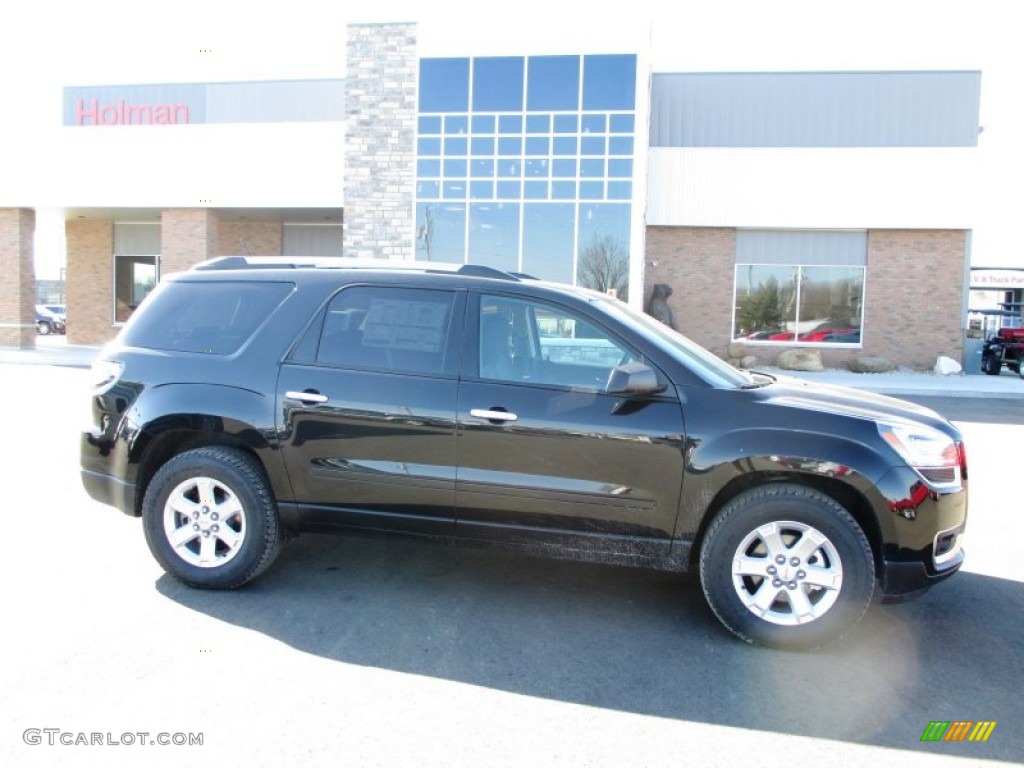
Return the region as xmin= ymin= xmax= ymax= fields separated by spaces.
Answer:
xmin=0 ymin=362 xmax=1020 ymax=768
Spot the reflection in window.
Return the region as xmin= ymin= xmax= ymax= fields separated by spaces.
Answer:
xmin=115 ymin=255 xmax=157 ymax=323
xmin=416 ymin=203 xmax=466 ymax=262
xmin=582 ymin=55 xmax=637 ymax=110
xmin=734 ymin=265 xmax=864 ymax=344
xmin=419 ymin=59 xmax=469 ymax=112
xmin=523 ymin=204 xmax=574 ymax=283
xmin=473 ymin=57 xmax=524 ymax=111
xmin=526 ymin=56 xmax=580 ymax=111
xmin=577 ymin=203 xmax=630 ymax=298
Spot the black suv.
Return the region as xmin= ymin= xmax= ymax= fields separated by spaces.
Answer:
xmin=81 ymin=258 xmax=968 ymax=648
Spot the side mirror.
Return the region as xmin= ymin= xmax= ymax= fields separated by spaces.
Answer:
xmin=605 ymin=362 xmax=666 ymax=396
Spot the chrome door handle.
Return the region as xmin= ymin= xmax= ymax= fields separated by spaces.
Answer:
xmin=285 ymin=390 xmax=328 ymax=404
xmin=470 ymin=408 xmax=518 ymax=422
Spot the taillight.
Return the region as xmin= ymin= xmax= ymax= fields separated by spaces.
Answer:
xmin=957 ymin=441 xmax=968 ymax=481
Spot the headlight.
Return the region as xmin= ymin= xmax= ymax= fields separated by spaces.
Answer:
xmin=878 ymin=422 xmax=961 ymax=489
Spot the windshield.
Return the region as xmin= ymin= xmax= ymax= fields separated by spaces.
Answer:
xmin=591 ymin=298 xmax=755 ymax=388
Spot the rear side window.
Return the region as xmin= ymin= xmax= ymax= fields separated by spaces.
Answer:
xmin=316 ymin=286 xmax=456 ymax=376
xmin=120 ymin=280 xmax=294 ymax=355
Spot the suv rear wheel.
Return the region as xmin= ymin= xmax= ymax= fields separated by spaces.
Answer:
xmin=142 ymin=446 xmax=282 ymax=589
xmin=699 ymin=484 xmax=874 ymax=649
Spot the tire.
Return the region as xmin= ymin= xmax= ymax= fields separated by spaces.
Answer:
xmin=142 ymin=446 xmax=282 ymax=589
xmin=981 ymin=353 xmax=1001 ymax=376
xmin=699 ymin=484 xmax=875 ymax=650
xmin=36 ymin=321 xmax=51 ymax=335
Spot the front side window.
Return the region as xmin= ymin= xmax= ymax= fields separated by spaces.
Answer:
xmin=317 ymin=286 xmax=456 ymax=376
xmin=733 ymin=230 xmax=865 ymax=345
xmin=479 ymin=294 xmax=636 ymax=390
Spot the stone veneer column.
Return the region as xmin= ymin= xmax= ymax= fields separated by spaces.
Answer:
xmin=66 ymin=218 xmax=115 ymax=345
xmin=0 ymin=209 xmax=37 ymax=348
xmin=344 ymin=23 xmax=417 ymax=260
xmin=161 ymin=209 xmax=220 ymax=275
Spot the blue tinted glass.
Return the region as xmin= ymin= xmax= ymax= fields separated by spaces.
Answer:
xmin=525 ymin=137 xmax=549 ymax=156
xmin=525 ymin=158 xmax=549 ymax=178
xmin=472 ymin=114 xmax=495 ymax=133
xmin=580 ymin=181 xmax=604 ymax=200
xmin=524 ymin=181 xmax=548 ymax=200
xmin=578 ymin=202 xmax=630 ymax=264
xmin=553 ymin=114 xmax=578 ymax=133
xmin=471 ymin=137 xmax=495 ymax=156
xmin=581 ymin=114 xmax=606 ymax=133
xmin=443 ymin=181 xmax=466 ymax=199
xmin=417 ymin=180 xmax=440 ymax=199
xmin=551 ymin=181 xmax=576 ymax=199
xmin=608 ymin=159 xmax=632 ymax=178
xmin=497 ymin=137 xmax=522 ymax=156
xmin=470 ymin=180 xmax=494 ymax=199
xmin=469 ymin=202 xmax=520 ymax=271
xmin=416 ymin=202 xmax=466 ymax=262
xmin=608 ymin=181 xmax=632 ymax=199
xmin=445 ymin=115 xmax=468 ymax=134
xmin=419 ymin=59 xmax=470 ymax=112
xmin=497 ymin=159 xmax=521 ymax=178
xmin=580 ymin=159 xmax=605 ymax=178
xmin=498 ymin=115 xmax=523 ymax=133
xmin=472 ymin=57 xmax=524 ymax=111
xmin=522 ymin=203 xmax=575 ymax=282
xmin=496 ymin=181 xmax=521 ymax=199
xmin=418 ymin=159 xmax=441 ymax=178
xmin=526 ymin=55 xmax=579 ymax=111
xmin=609 ymin=113 xmax=635 ymax=133
xmin=526 ymin=114 xmax=550 ymax=133
xmin=419 ymin=116 xmax=442 ymax=134
xmin=552 ymin=159 xmax=576 ymax=177
xmin=580 ymin=136 xmax=605 ymax=155
xmin=418 ymin=137 xmax=441 ymax=155
xmin=582 ymin=54 xmax=636 ymax=110
xmin=471 ymin=159 xmax=494 ymax=178
xmin=443 ymin=158 xmax=467 ymax=177
xmin=552 ymin=136 xmax=577 ymax=155
xmin=608 ymin=136 xmax=634 ymax=156
xmin=444 ymin=136 xmax=468 ymax=155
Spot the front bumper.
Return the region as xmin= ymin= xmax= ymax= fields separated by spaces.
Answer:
xmin=81 ymin=468 xmax=136 ymax=516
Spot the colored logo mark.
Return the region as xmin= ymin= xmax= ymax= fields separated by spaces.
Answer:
xmin=921 ymin=721 xmax=997 ymax=742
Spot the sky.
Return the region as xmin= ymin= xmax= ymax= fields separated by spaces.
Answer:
xmin=4 ymin=0 xmax=1022 ymax=276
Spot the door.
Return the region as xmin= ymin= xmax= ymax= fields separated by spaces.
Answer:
xmin=277 ymin=285 xmax=464 ymax=534
xmin=456 ymin=292 xmax=686 ymax=556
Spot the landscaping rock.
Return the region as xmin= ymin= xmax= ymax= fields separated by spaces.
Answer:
xmin=847 ymin=356 xmax=896 ymax=373
xmin=776 ymin=349 xmax=824 ymax=371
xmin=933 ymin=356 xmax=963 ymax=375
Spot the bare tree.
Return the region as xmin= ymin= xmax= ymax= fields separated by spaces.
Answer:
xmin=577 ymin=236 xmax=628 ymax=300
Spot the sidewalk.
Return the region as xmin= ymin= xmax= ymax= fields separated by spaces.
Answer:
xmin=3 ymin=339 xmax=1023 ymax=397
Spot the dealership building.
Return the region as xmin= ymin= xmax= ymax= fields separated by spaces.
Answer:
xmin=0 ymin=22 xmax=989 ymax=369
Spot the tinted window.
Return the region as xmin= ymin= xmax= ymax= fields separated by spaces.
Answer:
xmin=479 ymin=295 xmax=637 ymax=390
xmin=120 ymin=280 xmax=293 ymax=355
xmin=317 ymin=287 xmax=455 ymax=376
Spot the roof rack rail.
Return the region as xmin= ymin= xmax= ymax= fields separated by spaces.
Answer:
xmin=191 ymin=257 xmax=532 ymax=282
xmin=455 ymin=264 xmax=521 ymax=281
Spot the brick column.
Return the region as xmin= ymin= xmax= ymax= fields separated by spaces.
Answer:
xmin=344 ymin=23 xmax=417 ymax=260
xmin=162 ymin=209 xmax=220 ymax=275
xmin=0 ymin=209 xmax=37 ymax=348
xmin=66 ymin=218 xmax=115 ymax=345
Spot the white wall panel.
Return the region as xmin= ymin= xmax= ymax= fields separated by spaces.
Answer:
xmin=646 ymin=147 xmax=978 ymax=229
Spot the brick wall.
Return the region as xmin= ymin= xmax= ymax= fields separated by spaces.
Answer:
xmin=217 ymin=220 xmax=283 ymax=256
xmin=344 ymin=23 xmax=416 ymax=260
xmin=644 ymin=227 xmax=736 ymax=357
xmin=0 ymin=209 xmax=36 ymax=348
xmin=66 ymin=218 xmax=114 ymax=345
xmin=644 ymin=226 xmax=968 ymax=370
xmin=161 ymin=209 xmax=220 ymax=276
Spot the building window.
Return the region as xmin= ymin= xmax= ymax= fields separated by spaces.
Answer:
xmin=733 ymin=230 xmax=865 ymax=345
xmin=416 ymin=53 xmax=637 ymax=297
xmin=113 ymin=222 xmax=160 ymax=323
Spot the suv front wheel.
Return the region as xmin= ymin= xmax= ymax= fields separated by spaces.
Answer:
xmin=142 ymin=446 xmax=282 ymax=589
xmin=699 ymin=484 xmax=875 ymax=649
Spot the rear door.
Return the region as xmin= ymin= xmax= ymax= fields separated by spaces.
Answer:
xmin=455 ymin=292 xmax=686 ymax=556
xmin=277 ymin=285 xmax=464 ymax=534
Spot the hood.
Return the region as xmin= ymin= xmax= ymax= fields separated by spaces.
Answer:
xmin=753 ymin=373 xmax=958 ymax=436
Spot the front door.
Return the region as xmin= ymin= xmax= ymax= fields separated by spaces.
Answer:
xmin=456 ymin=292 xmax=686 ymax=557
